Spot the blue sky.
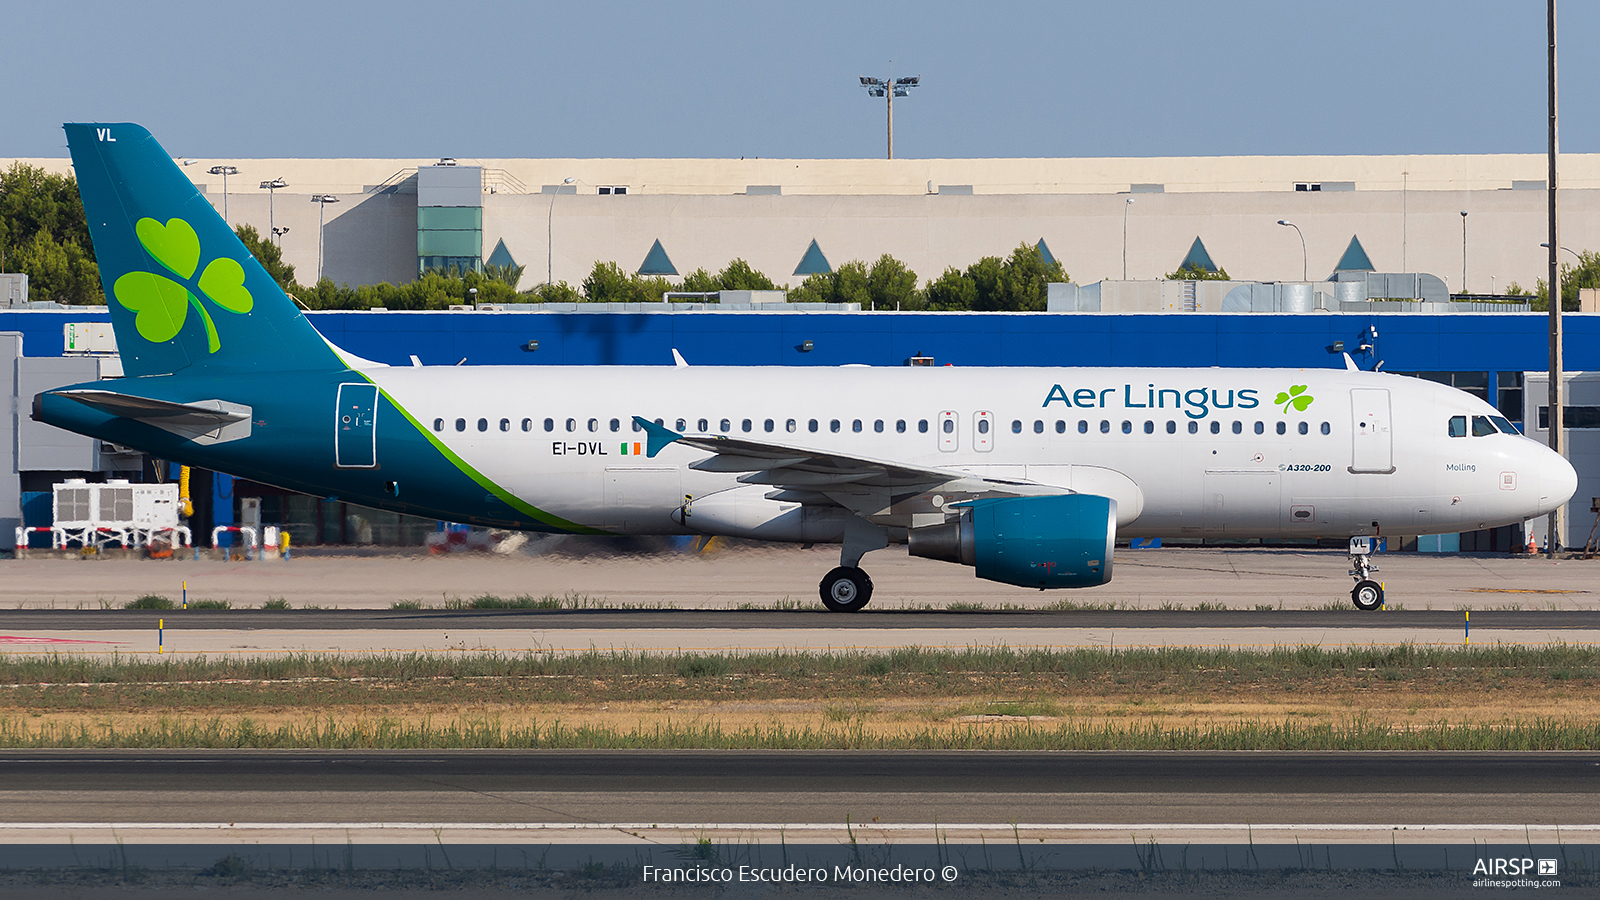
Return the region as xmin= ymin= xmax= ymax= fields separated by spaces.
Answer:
xmin=6 ymin=1 xmax=1595 ymax=159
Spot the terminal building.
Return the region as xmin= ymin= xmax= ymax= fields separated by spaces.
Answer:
xmin=2 ymin=150 xmax=1598 ymax=553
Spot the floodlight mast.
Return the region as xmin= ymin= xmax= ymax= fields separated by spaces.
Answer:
xmin=858 ymin=64 xmax=921 ymax=159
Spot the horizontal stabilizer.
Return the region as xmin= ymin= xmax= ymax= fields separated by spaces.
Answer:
xmin=50 ymin=389 xmax=252 ymax=445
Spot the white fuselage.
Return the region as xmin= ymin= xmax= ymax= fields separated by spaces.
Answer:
xmin=374 ymin=364 xmax=1575 ymax=540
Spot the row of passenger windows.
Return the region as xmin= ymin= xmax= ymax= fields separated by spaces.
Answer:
xmin=428 ymin=415 xmax=1333 ymax=437
xmin=1448 ymin=414 xmax=1519 ymax=437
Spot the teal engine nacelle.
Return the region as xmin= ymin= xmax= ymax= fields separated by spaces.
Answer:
xmin=907 ymin=494 xmax=1116 ymax=589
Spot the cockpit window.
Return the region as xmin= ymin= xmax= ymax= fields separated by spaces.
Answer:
xmin=1447 ymin=415 xmax=1467 ymax=437
xmin=1490 ymin=415 xmax=1519 ymax=435
xmin=1471 ymin=415 xmax=1497 ymax=437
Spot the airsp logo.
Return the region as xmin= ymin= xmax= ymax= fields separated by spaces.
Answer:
xmin=1472 ymin=858 xmax=1556 ymax=876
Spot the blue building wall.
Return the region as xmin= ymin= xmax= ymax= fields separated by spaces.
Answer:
xmin=5 ymin=308 xmax=1595 ymax=371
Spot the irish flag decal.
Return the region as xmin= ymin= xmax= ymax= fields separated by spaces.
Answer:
xmin=620 ymin=442 xmax=643 ymax=456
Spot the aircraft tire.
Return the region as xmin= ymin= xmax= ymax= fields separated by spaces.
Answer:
xmin=820 ymin=566 xmax=873 ymax=612
xmin=1351 ymin=580 xmax=1384 ymax=611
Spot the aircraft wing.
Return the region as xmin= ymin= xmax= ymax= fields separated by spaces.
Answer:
xmin=633 ymin=416 xmax=1066 ymax=521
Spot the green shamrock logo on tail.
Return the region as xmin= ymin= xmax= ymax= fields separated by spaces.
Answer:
xmin=1274 ymin=384 xmax=1314 ymax=412
xmin=113 ymin=217 xmax=252 ymax=353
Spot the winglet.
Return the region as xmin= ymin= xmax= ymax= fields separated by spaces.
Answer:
xmin=672 ymin=349 xmax=689 ymax=367
xmin=633 ymin=415 xmax=681 ymax=458
xmin=1342 ymin=351 xmax=1358 ymax=371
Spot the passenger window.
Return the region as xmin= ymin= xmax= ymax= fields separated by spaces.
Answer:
xmin=1231 ymin=421 xmax=1242 ymax=434
xmin=632 ymin=419 xmax=643 ymax=432
xmin=1276 ymin=421 xmax=1286 ymax=435
xmin=609 ymin=418 xmax=620 ymax=432
xmin=1121 ymin=420 xmax=1132 ymax=434
xmin=896 ymin=419 xmax=907 ymax=433
xmin=1011 ymin=420 xmax=1023 ymax=434
xmin=477 ymin=418 xmax=488 ymax=432
xmin=432 ymin=418 xmax=443 ymax=432
xmin=698 ymin=418 xmax=708 ymax=432
xmin=676 ymin=419 xmax=687 ymax=431
xmin=544 ymin=418 xmax=554 ymax=432
xmin=720 ymin=418 xmax=731 ymax=433
xmin=1034 ymin=420 xmax=1045 ymax=434
xmin=811 ymin=419 xmax=820 ymax=433
xmin=1298 ymin=421 xmax=1309 ymax=435
xmin=1078 ymin=420 xmax=1088 ymax=433
xmin=1209 ymin=421 xmax=1220 ymax=434
xmin=1188 ymin=421 xmax=1199 ymax=434
xmin=456 ymin=418 xmax=467 ymax=432
xmin=1321 ymin=421 xmax=1331 ymax=435
xmin=1055 ymin=420 xmax=1066 ymax=434
xmin=942 ymin=419 xmax=954 ymax=434
xmin=851 ymin=419 xmax=862 ymax=433
xmin=1253 ymin=421 xmax=1264 ymax=435
xmin=787 ymin=419 xmax=798 ymax=433
xmin=976 ymin=419 xmax=988 ymax=435
xmin=565 ymin=418 xmax=576 ymax=432
xmin=764 ymin=419 xmax=775 ymax=433
xmin=918 ymin=419 xmax=929 ymax=433
xmin=521 ymin=418 xmax=532 ymax=432
xmin=1100 ymin=420 xmax=1110 ymax=433
xmin=741 ymin=418 xmax=752 ymax=432
xmin=1471 ymin=415 xmax=1497 ymax=437
xmin=874 ymin=419 xmax=884 ymax=433
xmin=587 ymin=418 xmax=599 ymax=432
xmin=1448 ymin=415 xmax=1467 ymax=437
xmin=499 ymin=418 xmax=510 ymax=432
xmin=1166 ymin=420 xmax=1176 ymax=434
xmin=833 ymin=419 xmax=843 ymax=433
xmin=1143 ymin=420 xmax=1153 ymax=434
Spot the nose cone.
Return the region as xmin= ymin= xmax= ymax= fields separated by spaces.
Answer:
xmin=1537 ymin=447 xmax=1579 ymax=516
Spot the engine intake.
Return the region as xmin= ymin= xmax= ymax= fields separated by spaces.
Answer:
xmin=909 ymin=494 xmax=1117 ymax=589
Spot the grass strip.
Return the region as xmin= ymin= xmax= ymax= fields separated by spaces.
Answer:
xmin=1 ymin=714 xmax=1597 ymax=750
xmin=2 ymin=644 xmax=1597 ymax=685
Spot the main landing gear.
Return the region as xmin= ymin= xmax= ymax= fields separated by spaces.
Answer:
xmin=819 ymin=518 xmax=888 ymax=612
xmin=820 ymin=566 xmax=873 ymax=612
xmin=1348 ymin=536 xmax=1384 ymax=611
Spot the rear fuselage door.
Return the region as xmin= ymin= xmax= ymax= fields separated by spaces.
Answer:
xmin=335 ymin=383 xmax=378 ymax=468
xmin=1349 ymin=388 xmax=1394 ymax=474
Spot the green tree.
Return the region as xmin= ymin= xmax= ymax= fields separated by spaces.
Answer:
xmin=996 ymin=243 xmax=1068 ymax=311
xmin=234 ymin=224 xmax=297 ymax=292
xmin=579 ymin=260 xmax=674 ymax=303
xmin=1532 ymin=250 xmax=1600 ymax=312
xmin=0 ymin=162 xmax=103 ymax=304
xmin=866 ymin=254 xmax=921 ymax=310
xmin=483 ymin=262 xmax=526 ymax=289
xmin=924 ymin=266 xmax=976 ymax=311
xmin=1165 ymin=262 xmax=1231 ymax=281
xmin=679 ymin=268 xmax=720 ymax=294
xmin=716 ymin=258 xmax=779 ymax=291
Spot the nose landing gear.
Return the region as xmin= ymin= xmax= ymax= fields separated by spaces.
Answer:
xmin=1348 ymin=536 xmax=1384 ymax=611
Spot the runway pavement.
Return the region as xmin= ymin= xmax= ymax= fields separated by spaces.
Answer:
xmin=2 ymin=544 xmax=1595 ymax=611
xmin=0 ymin=750 xmax=1593 ymax=846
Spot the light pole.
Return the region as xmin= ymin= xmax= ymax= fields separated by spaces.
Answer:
xmin=548 ymin=176 xmax=575 ymax=286
xmin=1546 ymin=0 xmax=1564 ymax=555
xmin=260 ymin=178 xmax=288 ymax=242
xmin=1460 ymin=210 xmax=1469 ymax=294
xmin=208 ymin=165 xmax=239 ymax=224
xmin=858 ymin=65 xmax=921 ymax=160
xmin=1277 ymin=220 xmax=1307 ymax=281
xmin=311 ymin=194 xmax=340 ymax=282
xmin=1541 ymin=241 xmax=1579 ymax=262
xmin=273 ymin=226 xmax=290 ymax=244
xmin=1122 ymin=198 xmax=1134 ymax=279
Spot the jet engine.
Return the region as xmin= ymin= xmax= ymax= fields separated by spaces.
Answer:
xmin=908 ymin=494 xmax=1116 ymax=589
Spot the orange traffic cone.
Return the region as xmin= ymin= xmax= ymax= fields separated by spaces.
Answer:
xmin=1526 ymin=531 xmax=1538 ymax=554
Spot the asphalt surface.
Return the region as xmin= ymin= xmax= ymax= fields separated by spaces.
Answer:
xmin=2 ymin=749 xmax=1595 ymax=795
xmin=2 ymin=750 xmax=1595 ymax=846
xmin=6 ymin=607 xmax=1600 ymax=630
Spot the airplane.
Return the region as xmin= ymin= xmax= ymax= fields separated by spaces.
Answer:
xmin=33 ymin=123 xmax=1578 ymax=612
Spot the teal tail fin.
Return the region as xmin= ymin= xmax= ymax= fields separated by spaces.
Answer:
xmin=64 ymin=123 xmax=344 ymax=377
